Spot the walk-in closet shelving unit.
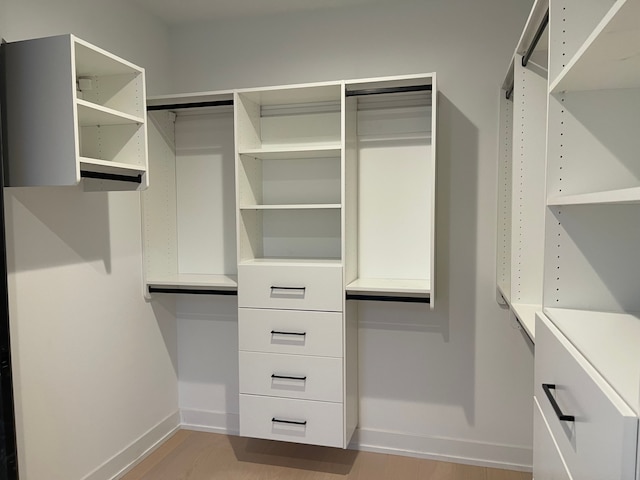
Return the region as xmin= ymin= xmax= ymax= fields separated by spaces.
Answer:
xmin=3 ymin=34 xmax=148 ymax=190
xmin=504 ymin=0 xmax=640 ymax=478
xmin=345 ymin=75 xmax=436 ymax=306
xmin=142 ymin=91 xmax=238 ymax=295
xmin=496 ymin=0 xmax=549 ymax=340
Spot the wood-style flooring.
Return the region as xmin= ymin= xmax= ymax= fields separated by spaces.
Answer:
xmin=121 ymin=430 xmax=532 ymax=480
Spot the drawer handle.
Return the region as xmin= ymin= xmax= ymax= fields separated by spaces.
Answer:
xmin=271 ymin=330 xmax=306 ymax=337
xmin=271 ymin=374 xmax=307 ymax=381
xmin=271 ymin=286 xmax=306 ymax=295
xmin=272 ymin=417 xmax=307 ymax=426
xmin=542 ymin=384 xmax=575 ymax=422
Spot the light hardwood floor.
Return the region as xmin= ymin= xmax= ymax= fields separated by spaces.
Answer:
xmin=121 ymin=430 xmax=532 ymax=480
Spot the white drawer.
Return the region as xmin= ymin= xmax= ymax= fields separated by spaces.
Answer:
xmin=239 ymin=394 xmax=344 ymax=448
xmin=533 ymin=397 xmax=572 ymax=480
xmin=535 ymin=314 xmax=638 ymax=480
xmin=238 ymin=263 xmax=343 ymax=312
xmin=238 ymin=308 xmax=343 ymax=357
xmin=239 ymin=351 xmax=343 ymax=402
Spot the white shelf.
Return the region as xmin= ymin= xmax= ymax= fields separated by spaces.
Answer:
xmin=146 ymin=274 xmax=238 ymax=291
xmin=544 ymin=307 xmax=640 ymax=414
xmin=238 ymin=145 xmax=341 ymax=159
xmin=77 ymin=99 xmax=144 ymax=126
xmin=346 ymin=278 xmax=430 ymax=297
xmin=511 ymin=303 xmax=540 ymax=341
xmin=551 ymin=0 xmax=640 ymax=92
xmin=548 ymin=186 xmax=640 ymax=206
xmin=239 ymin=258 xmax=342 ymax=268
xmin=239 ymin=204 xmax=341 ymax=210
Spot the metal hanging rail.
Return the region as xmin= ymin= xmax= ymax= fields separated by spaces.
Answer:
xmin=346 ymin=84 xmax=432 ymax=97
xmin=148 ymin=286 xmax=238 ymax=296
xmin=80 ymin=170 xmax=142 ymax=184
xmin=147 ymin=99 xmax=234 ymax=112
xmin=506 ymin=8 xmax=549 ymax=100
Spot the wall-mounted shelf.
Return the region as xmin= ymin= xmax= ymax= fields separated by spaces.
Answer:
xmin=3 ymin=34 xmax=148 ymax=190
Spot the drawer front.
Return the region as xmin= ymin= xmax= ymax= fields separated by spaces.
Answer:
xmin=239 ymin=394 xmax=344 ymax=448
xmin=533 ymin=397 xmax=572 ymax=480
xmin=238 ymin=264 xmax=343 ymax=312
xmin=535 ymin=314 xmax=638 ymax=480
xmin=239 ymin=351 xmax=343 ymax=402
xmin=238 ymin=308 xmax=343 ymax=357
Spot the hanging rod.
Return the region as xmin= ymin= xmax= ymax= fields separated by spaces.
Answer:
xmin=147 ymin=99 xmax=234 ymax=112
xmin=80 ymin=170 xmax=142 ymax=184
xmin=346 ymin=293 xmax=430 ymax=304
xmin=522 ymin=9 xmax=549 ymax=68
xmin=505 ymin=7 xmax=549 ymax=100
xmin=148 ymin=286 xmax=238 ymax=296
xmin=346 ymin=84 xmax=432 ymax=97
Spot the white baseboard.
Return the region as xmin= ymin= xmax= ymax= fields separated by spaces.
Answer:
xmin=180 ymin=408 xmax=239 ymax=435
xmin=81 ymin=411 xmax=181 ymax=480
xmin=350 ymin=428 xmax=532 ymax=472
xmin=177 ymin=409 xmax=532 ymax=472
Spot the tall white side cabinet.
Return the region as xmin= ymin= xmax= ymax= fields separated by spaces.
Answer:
xmin=3 ymin=34 xmax=149 ymax=190
xmin=142 ymin=74 xmax=437 ymax=448
xmin=497 ymin=0 xmax=640 ymax=478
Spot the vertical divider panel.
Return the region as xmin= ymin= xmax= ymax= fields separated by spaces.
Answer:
xmin=510 ymin=55 xmax=547 ymax=307
xmin=344 ymin=96 xmax=359 ymax=287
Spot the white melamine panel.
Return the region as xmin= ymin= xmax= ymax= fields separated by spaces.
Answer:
xmin=346 ymin=278 xmax=430 ymax=297
xmin=548 ymin=0 xmax=618 ymax=86
xmin=76 ymin=100 xmax=143 ymax=125
xmin=357 ymin=129 xmax=431 ymax=281
xmin=344 ymin=96 xmax=359 ymax=287
xmin=236 ymin=83 xmax=341 ymax=107
xmin=239 ymin=394 xmax=344 ymax=448
xmin=147 ymin=274 xmax=237 ymax=291
xmin=79 ymin=123 xmax=146 ymax=166
xmin=239 ymin=352 xmax=343 ymax=402
xmin=511 ymin=303 xmax=539 ymax=342
xmin=550 ymin=0 xmax=640 ymax=92
xmin=533 ymin=397 xmax=573 ymax=480
xmin=496 ymin=94 xmax=513 ymax=302
xmin=238 ymin=308 xmax=343 ymax=357
xmin=544 ymin=205 xmax=640 ymax=312
xmin=176 ymin=111 xmax=237 ymax=276
xmin=77 ymin=72 xmax=144 ymax=117
xmin=546 ymin=88 xmax=640 ymax=200
xmin=260 ymin=111 xmax=341 ymax=148
xmin=535 ymin=314 xmax=638 ymax=480
xmin=544 ymin=308 xmax=640 ymax=414
xmin=510 ymin=56 xmax=547 ymax=308
xmin=238 ymin=263 xmax=343 ymax=312
xmin=239 ymin=209 xmax=341 ymax=260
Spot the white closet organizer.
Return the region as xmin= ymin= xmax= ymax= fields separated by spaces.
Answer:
xmin=344 ymin=75 xmax=437 ymax=306
xmin=496 ymin=0 xmax=549 ymax=340
xmin=142 ymin=92 xmax=238 ymax=295
xmin=3 ymin=34 xmax=148 ymax=190
xmin=499 ymin=0 xmax=640 ymax=478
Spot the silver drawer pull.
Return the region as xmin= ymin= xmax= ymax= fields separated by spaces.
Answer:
xmin=542 ymin=384 xmax=575 ymax=422
xmin=272 ymin=417 xmax=307 ymax=426
xmin=271 ymin=374 xmax=307 ymax=381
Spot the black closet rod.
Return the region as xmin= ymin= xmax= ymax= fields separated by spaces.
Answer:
xmin=346 ymin=293 xmax=430 ymax=304
xmin=147 ymin=99 xmax=234 ymax=112
xmin=81 ymin=170 xmax=142 ymax=184
xmin=148 ymin=286 xmax=238 ymax=296
xmin=506 ymin=8 xmax=549 ymax=100
xmin=346 ymin=84 xmax=432 ymax=97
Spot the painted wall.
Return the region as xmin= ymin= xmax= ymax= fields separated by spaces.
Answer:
xmin=169 ymin=0 xmax=537 ymax=469
xmin=2 ymin=1 xmax=178 ymax=479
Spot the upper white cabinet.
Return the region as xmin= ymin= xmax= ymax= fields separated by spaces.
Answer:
xmin=344 ymin=74 xmax=436 ymax=306
xmin=3 ymin=34 xmax=148 ymax=190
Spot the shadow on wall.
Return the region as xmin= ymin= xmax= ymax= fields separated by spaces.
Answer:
xmin=358 ymin=93 xmax=479 ymax=425
xmin=3 ymin=185 xmax=112 ymax=273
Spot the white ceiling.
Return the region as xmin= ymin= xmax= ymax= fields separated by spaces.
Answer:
xmin=129 ymin=0 xmax=404 ymax=25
